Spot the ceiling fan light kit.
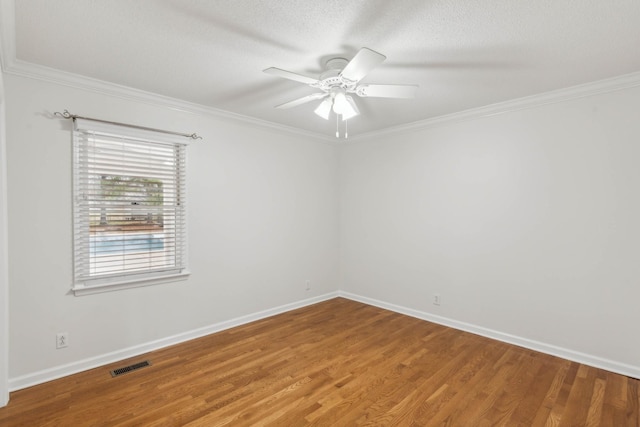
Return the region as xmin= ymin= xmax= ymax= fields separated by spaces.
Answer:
xmin=264 ymin=47 xmax=418 ymax=138
xmin=314 ymin=97 xmax=332 ymax=120
xmin=341 ymin=96 xmax=360 ymax=120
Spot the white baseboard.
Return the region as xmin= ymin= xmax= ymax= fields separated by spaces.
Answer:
xmin=339 ymin=291 xmax=640 ymax=380
xmin=10 ymin=289 xmax=639 ymax=391
xmin=8 ymin=292 xmax=339 ymax=391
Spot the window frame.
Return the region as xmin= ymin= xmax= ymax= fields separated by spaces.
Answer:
xmin=71 ymin=119 xmax=190 ymax=296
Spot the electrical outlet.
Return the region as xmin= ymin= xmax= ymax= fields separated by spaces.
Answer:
xmin=305 ymin=280 xmax=311 ymax=291
xmin=56 ymin=332 xmax=69 ymax=349
xmin=433 ymin=294 xmax=441 ymax=306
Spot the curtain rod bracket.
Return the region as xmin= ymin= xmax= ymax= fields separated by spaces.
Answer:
xmin=54 ymin=109 xmax=202 ymax=140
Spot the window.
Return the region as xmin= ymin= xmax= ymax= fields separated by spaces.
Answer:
xmin=72 ymin=119 xmax=189 ymax=295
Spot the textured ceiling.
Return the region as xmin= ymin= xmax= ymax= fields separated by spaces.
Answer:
xmin=3 ymin=0 xmax=640 ymax=137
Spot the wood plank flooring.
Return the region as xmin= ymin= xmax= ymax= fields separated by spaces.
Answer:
xmin=0 ymin=297 xmax=638 ymax=426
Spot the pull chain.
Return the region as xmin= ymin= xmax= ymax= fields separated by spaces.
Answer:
xmin=345 ymin=119 xmax=348 ymax=139
xmin=335 ymin=114 xmax=339 ymax=138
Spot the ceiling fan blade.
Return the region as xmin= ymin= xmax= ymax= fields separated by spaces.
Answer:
xmin=339 ymin=48 xmax=386 ymax=83
xmin=275 ymin=92 xmax=328 ymax=109
xmin=263 ymin=67 xmax=320 ymax=85
xmin=356 ymin=84 xmax=419 ymax=98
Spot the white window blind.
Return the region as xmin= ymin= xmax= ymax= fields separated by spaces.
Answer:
xmin=72 ymin=119 xmax=188 ymax=294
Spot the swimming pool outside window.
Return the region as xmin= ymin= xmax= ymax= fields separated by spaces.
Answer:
xmin=72 ymin=119 xmax=189 ymax=295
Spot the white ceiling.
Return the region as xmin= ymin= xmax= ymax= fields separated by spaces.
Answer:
xmin=2 ymin=0 xmax=640 ymax=138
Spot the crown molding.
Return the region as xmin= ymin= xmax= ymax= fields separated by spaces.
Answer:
xmin=0 ymin=0 xmax=335 ymax=145
xmin=2 ymin=0 xmax=639 ymax=145
xmin=348 ymin=71 xmax=640 ymax=142
xmin=5 ymin=64 xmax=639 ymax=147
xmin=3 ymin=59 xmax=337 ymax=144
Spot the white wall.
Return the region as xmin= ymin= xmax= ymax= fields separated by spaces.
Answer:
xmin=4 ymin=74 xmax=339 ymax=385
xmin=5 ymin=68 xmax=640 ymax=390
xmin=339 ymin=85 xmax=640 ymax=375
xmin=0 ymin=70 xmax=9 ymax=406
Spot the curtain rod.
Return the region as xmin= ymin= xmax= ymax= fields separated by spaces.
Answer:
xmin=54 ymin=110 xmax=202 ymax=140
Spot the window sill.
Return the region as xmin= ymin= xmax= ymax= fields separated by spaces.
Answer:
xmin=72 ymin=270 xmax=190 ymax=296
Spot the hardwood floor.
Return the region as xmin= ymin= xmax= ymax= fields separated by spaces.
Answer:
xmin=0 ymin=298 xmax=638 ymax=426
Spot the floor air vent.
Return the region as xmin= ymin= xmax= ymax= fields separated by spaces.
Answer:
xmin=110 ymin=360 xmax=152 ymax=377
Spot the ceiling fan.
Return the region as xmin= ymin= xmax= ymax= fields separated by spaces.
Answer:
xmin=263 ymin=47 xmax=418 ymax=135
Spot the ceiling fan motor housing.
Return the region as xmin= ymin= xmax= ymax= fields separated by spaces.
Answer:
xmin=325 ymin=57 xmax=348 ymax=70
xmin=315 ymin=57 xmax=358 ymax=92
